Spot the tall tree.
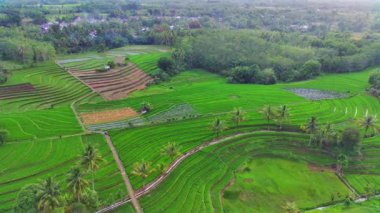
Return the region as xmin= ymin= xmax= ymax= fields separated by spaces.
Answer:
xmin=80 ymin=145 xmax=104 ymax=190
xmin=358 ymin=114 xmax=378 ymax=138
xmin=276 ymin=105 xmax=289 ymax=129
xmin=37 ymin=177 xmax=62 ymax=212
xmin=161 ymin=142 xmax=181 ymax=160
xmin=212 ymin=118 xmax=225 ymax=137
xmin=315 ymin=124 xmax=338 ymax=148
xmin=260 ymin=105 xmax=277 ymax=130
xmin=301 ymin=116 xmax=318 ymax=146
xmin=67 ymin=167 xmax=89 ymax=203
xmin=231 ymin=107 xmax=245 ymax=127
xmin=132 ymin=161 xmax=156 ymax=187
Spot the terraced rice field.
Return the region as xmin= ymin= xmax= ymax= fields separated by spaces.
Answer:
xmin=129 ymin=52 xmax=171 ymax=74
xmin=69 ymin=63 xmax=153 ymax=100
xmin=0 ymin=83 xmax=36 ymax=100
xmin=0 ymin=62 xmax=96 ymax=111
xmin=93 ymin=67 xmax=380 ymax=212
xmin=3 ymin=45 xmax=380 ymax=212
xmin=0 ymin=134 xmax=126 ymax=211
xmin=114 ymin=132 xmax=350 ymax=212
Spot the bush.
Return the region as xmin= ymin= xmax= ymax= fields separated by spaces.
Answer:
xmin=256 ymin=68 xmax=277 ymax=85
xmin=158 ymin=57 xmax=175 ymax=73
xmin=368 ymin=72 xmax=380 ymax=97
xmin=300 ymin=59 xmax=321 ymax=79
xmin=341 ymin=127 xmax=361 ymax=150
xmin=107 ymin=61 xmax=116 ymax=69
xmin=0 ymin=71 xmax=7 ymax=84
xmin=229 ymin=65 xmax=260 ymax=84
xmin=16 ymin=184 xmax=40 ymax=212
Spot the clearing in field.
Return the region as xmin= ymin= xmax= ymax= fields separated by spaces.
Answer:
xmin=80 ymin=107 xmax=139 ymax=125
xmin=288 ymin=88 xmax=348 ymax=100
xmin=222 ymin=158 xmax=350 ymax=212
xmin=68 ymin=63 xmax=153 ymax=100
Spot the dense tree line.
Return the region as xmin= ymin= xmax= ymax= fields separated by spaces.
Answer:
xmin=368 ymin=71 xmax=380 ymax=98
xmin=175 ymin=30 xmax=380 ymax=84
xmin=0 ymin=36 xmax=55 ymax=64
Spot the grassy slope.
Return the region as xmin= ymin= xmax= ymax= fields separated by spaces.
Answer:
xmin=222 ymin=158 xmax=349 ymax=212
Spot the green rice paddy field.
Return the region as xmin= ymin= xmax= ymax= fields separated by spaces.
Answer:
xmin=1 ymin=45 xmax=380 ymax=212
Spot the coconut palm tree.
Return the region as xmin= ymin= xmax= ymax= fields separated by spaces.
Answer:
xmin=316 ymin=124 xmax=338 ymax=148
xmin=231 ymin=107 xmax=245 ymax=127
xmin=212 ymin=118 xmax=225 ymax=137
xmin=37 ymin=177 xmax=62 ymax=212
xmin=358 ymin=114 xmax=378 ymax=138
xmin=132 ymin=161 xmax=156 ymax=187
xmin=67 ymin=167 xmax=89 ymax=203
xmin=260 ymin=105 xmax=277 ymax=130
xmin=80 ymin=145 xmax=104 ymax=190
xmin=276 ymin=105 xmax=289 ymax=129
xmin=156 ymin=163 xmax=166 ymax=174
xmin=301 ymin=116 xmax=318 ymax=146
xmin=161 ymin=142 xmax=181 ymax=160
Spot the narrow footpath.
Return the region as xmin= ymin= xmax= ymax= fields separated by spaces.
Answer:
xmin=100 ymin=132 xmax=142 ymax=213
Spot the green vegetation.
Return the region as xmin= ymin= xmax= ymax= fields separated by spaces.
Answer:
xmin=2 ymin=1 xmax=380 ymax=211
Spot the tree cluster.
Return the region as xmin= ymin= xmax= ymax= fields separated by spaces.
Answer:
xmin=175 ymin=30 xmax=380 ymax=84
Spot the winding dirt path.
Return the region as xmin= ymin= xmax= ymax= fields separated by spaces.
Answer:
xmin=101 ymin=132 xmax=142 ymax=213
xmin=96 ymin=131 xmax=278 ymax=212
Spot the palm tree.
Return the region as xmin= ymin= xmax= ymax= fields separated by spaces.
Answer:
xmin=212 ymin=118 xmax=225 ymax=137
xmin=283 ymin=201 xmax=300 ymax=213
xmin=358 ymin=114 xmax=378 ymax=138
xmin=156 ymin=163 xmax=166 ymax=174
xmin=276 ymin=105 xmax=289 ymax=129
xmin=260 ymin=105 xmax=277 ymax=130
xmin=67 ymin=167 xmax=89 ymax=203
xmin=37 ymin=177 xmax=62 ymax=212
xmin=336 ymin=154 xmax=348 ymax=176
xmin=132 ymin=161 xmax=156 ymax=187
xmin=301 ymin=116 xmax=318 ymax=146
xmin=80 ymin=145 xmax=104 ymax=190
xmin=161 ymin=142 xmax=181 ymax=160
xmin=231 ymin=107 xmax=245 ymax=127
xmin=316 ymin=124 xmax=337 ymax=148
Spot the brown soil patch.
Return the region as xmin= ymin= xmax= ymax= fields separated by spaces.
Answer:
xmin=308 ymin=163 xmax=334 ymax=173
xmin=243 ymin=178 xmax=253 ymax=183
xmin=80 ymin=108 xmax=139 ymax=125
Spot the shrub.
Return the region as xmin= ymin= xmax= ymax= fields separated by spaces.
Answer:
xmin=256 ymin=68 xmax=277 ymax=85
xmin=300 ymin=59 xmax=321 ymax=79
xmin=158 ymin=57 xmax=175 ymax=73
xmin=229 ymin=65 xmax=260 ymax=84
xmin=141 ymin=102 xmax=153 ymax=113
xmin=107 ymin=61 xmax=116 ymax=69
xmin=0 ymin=71 xmax=7 ymax=84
